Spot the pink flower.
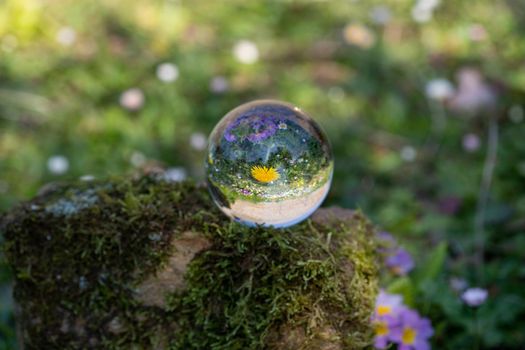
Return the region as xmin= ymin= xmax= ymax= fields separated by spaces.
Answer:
xmin=119 ymin=88 xmax=144 ymax=111
xmin=469 ymin=24 xmax=487 ymax=42
xmin=449 ymin=68 xmax=496 ymax=114
xmin=462 ymin=133 xmax=481 ymax=152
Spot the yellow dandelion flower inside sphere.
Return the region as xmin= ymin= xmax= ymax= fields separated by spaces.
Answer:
xmin=251 ymin=165 xmax=280 ymax=183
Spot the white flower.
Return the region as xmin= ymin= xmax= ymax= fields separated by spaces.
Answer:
xmin=343 ymin=24 xmax=375 ymax=48
xmin=461 ymin=287 xmax=488 ymax=307
xmin=209 ymin=76 xmax=229 ymax=93
xmin=469 ymin=24 xmax=487 ymax=42
xmin=417 ymin=0 xmax=440 ymax=10
xmin=400 ymin=146 xmax=417 ymax=162
xmin=190 ymin=132 xmax=207 ymax=151
xmin=369 ymin=5 xmax=391 ymax=25
xmin=156 ymin=63 xmax=179 ymax=83
xmin=425 ymin=78 xmax=455 ymax=101
xmin=233 ymin=40 xmax=259 ymax=64
xmin=47 ymin=155 xmax=69 ymax=175
xmin=56 ymin=27 xmax=76 ymax=46
xmin=119 ymin=88 xmax=144 ymax=111
xmin=412 ymin=0 xmax=440 ymax=23
xmin=462 ymin=133 xmax=481 ymax=152
xmin=412 ymin=6 xmax=433 ymax=23
xmin=79 ymin=175 xmax=95 ymax=181
xmin=130 ymin=151 xmax=146 ymax=167
xmin=164 ymin=167 xmax=187 ymax=182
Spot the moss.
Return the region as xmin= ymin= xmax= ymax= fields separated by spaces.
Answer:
xmin=1 ymin=175 xmax=378 ymax=349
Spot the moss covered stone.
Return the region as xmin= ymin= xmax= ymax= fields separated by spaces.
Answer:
xmin=1 ymin=175 xmax=379 ymax=349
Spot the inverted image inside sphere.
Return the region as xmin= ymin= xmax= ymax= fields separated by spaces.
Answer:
xmin=206 ymin=100 xmax=334 ymax=228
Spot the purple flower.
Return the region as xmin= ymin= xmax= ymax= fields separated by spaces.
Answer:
xmin=209 ymin=76 xmax=229 ymax=93
xmin=386 ymin=248 xmax=415 ymax=276
xmin=224 ymin=131 xmax=236 ymax=142
xmin=223 ymin=114 xmax=280 ymax=143
xmin=462 ymin=133 xmax=481 ymax=152
xmin=390 ymin=308 xmax=434 ymax=350
xmin=376 ymin=232 xmax=414 ymax=275
xmin=373 ymin=292 xmax=434 ymax=350
xmin=374 ymin=290 xmax=403 ymax=319
xmin=461 ymin=287 xmax=488 ymax=307
xmin=376 ymin=231 xmax=397 ymax=253
xmin=223 ymin=116 xmax=244 ymax=142
xmin=372 ymin=291 xmax=404 ymax=348
xmin=246 ymin=118 xmax=277 ymax=142
xmin=449 ymin=67 xmax=497 ymax=115
xmin=374 ymin=314 xmax=398 ymax=349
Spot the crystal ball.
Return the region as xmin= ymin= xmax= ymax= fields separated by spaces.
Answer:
xmin=206 ymin=100 xmax=334 ymax=228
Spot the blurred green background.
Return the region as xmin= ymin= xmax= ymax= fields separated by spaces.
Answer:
xmin=1 ymin=0 xmax=525 ymax=348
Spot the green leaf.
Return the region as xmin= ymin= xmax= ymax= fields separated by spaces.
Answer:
xmin=415 ymin=242 xmax=447 ymax=283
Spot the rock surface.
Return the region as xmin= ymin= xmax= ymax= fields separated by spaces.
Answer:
xmin=1 ymin=176 xmax=378 ymax=349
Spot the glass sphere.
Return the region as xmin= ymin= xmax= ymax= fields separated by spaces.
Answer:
xmin=206 ymin=100 xmax=333 ymax=228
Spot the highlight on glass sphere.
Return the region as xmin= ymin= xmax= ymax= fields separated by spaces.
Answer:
xmin=205 ymin=100 xmax=334 ymax=228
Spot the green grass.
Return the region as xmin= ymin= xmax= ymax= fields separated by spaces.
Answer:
xmin=1 ymin=0 xmax=525 ymax=348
